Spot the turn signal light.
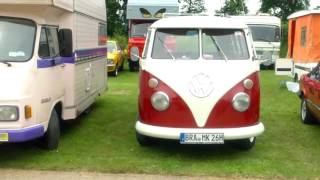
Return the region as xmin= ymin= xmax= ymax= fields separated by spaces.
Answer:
xmin=25 ymin=105 xmax=32 ymax=119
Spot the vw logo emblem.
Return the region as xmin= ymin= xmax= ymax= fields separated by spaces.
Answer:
xmin=188 ymin=73 xmax=214 ymax=98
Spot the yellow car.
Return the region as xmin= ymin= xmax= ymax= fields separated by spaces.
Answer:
xmin=107 ymin=40 xmax=125 ymax=76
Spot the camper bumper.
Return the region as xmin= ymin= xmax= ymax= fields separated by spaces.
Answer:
xmin=135 ymin=121 xmax=265 ymax=140
xmin=0 ymin=125 xmax=44 ymax=142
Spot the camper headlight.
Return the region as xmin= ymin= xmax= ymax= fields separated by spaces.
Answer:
xmin=0 ymin=106 xmax=19 ymax=121
xmin=151 ymin=92 xmax=170 ymax=111
xmin=232 ymin=93 xmax=250 ymax=112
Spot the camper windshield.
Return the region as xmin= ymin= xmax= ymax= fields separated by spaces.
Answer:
xmin=131 ymin=22 xmax=152 ymax=37
xmin=152 ymin=29 xmax=199 ymax=60
xmin=202 ymin=29 xmax=249 ymax=60
xmin=248 ymin=25 xmax=280 ymax=42
xmin=0 ymin=17 xmax=36 ymax=62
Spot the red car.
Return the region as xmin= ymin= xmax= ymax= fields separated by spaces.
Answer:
xmin=299 ymin=64 xmax=320 ymax=124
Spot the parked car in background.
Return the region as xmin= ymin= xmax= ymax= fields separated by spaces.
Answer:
xmin=299 ymin=63 xmax=320 ymax=124
xmin=135 ymin=16 xmax=264 ymax=150
xmin=107 ymin=40 xmax=125 ymax=76
xmin=232 ymin=14 xmax=281 ymax=68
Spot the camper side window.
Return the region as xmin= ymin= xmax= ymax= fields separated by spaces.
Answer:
xmin=99 ymin=23 xmax=107 ymax=46
xmin=39 ymin=27 xmax=60 ymax=58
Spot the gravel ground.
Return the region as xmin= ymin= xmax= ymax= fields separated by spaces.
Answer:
xmin=1 ymin=169 xmax=262 ymax=180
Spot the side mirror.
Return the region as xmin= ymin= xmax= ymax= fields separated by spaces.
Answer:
xmin=58 ymin=29 xmax=73 ymax=57
xmin=130 ymin=47 xmax=140 ymax=61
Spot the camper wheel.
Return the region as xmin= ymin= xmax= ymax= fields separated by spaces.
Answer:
xmin=41 ymin=109 xmax=60 ymax=150
xmin=233 ymin=137 xmax=256 ymax=150
xmin=136 ymin=131 xmax=154 ymax=146
xmin=301 ymin=99 xmax=315 ymax=124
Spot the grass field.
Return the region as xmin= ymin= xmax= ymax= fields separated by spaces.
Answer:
xmin=0 ymin=69 xmax=319 ymax=179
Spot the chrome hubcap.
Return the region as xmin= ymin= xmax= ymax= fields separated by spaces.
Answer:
xmin=302 ymin=100 xmax=306 ymax=120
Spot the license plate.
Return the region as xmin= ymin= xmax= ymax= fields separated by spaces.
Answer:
xmin=0 ymin=133 xmax=8 ymax=142
xmin=180 ymin=133 xmax=224 ymax=144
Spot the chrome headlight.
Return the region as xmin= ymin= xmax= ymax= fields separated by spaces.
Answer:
xmin=232 ymin=93 xmax=250 ymax=112
xmin=0 ymin=106 xmax=19 ymax=121
xmin=151 ymin=92 xmax=170 ymax=111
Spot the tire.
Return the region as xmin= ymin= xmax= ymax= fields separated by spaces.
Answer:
xmin=129 ymin=60 xmax=139 ymax=72
xmin=41 ymin=109 xmax=60 ymax=150
xmin=301 ymin=99 xmax=315 ymax=124
xmin=293 ymin=74 xmax=298 ymax=82
xmin=136 ymin=131 xmax=154 ymax=146
xmin=129 ymin=60 xmax=135 ymax=72
xmin=233 ymin=137 xmax=256 ymax=150
xmin=110 ymin=65 xmax=118 ymax=77
xmin=118 ymin=60 xmax=124 ymax=72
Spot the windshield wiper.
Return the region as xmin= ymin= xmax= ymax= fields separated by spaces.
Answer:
xmin=156 ymin=36 xmax=176 ymax=60
xmin=210 ymin=36 xmax=228 ymax=61
xmin=0 ymin=61 xmax=12 ymax=67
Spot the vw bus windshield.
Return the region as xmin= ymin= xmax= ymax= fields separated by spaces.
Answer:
xmin=0 ymin=17 xmax=36 ymax=62
xmin=107 ymin=42 xmax=116 ymax=53
xmin=152 ymin=29 xmax=199 ymax=60
xmin=202 ymin=29 xmax=249 ymax=60
xmin=248 ymin=25 xmax=280 ymax=42
xmin=131 ymin=22 xmax=153 ymax=37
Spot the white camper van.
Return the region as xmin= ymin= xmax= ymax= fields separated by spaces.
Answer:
xmin=0 ymin=0 xmax=107 ymax=149
xmin=232 ymin=15 xmax=281 ymax=68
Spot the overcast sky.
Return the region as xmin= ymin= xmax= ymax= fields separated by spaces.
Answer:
xmin=205 ymin=0 xmax=320 ymax=14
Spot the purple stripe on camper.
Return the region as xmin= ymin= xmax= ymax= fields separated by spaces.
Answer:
xmin=75 ymin=48 xmax=107 ymax=58
xmin=37 ymin=48 xmax=106 ymax=68
xmin=0 ymin=125 xmax=44 ymax=142
xmin=37 ymin=57 xmax=71 ymax=68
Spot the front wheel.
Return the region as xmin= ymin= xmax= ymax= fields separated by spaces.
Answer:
xmin=129 ymin=60 xmax=139 ymax=72
xmin=233 ymin=137 xmax=256 ymax=150
xmin=110 ymin=66 xmax=118 ymax=77
xmin=41 ymin=109 xmax=60 ymax=150
xmin=136 ymin=131 xmax=154 ymax=146
xmin=301 ymin=99 xmax=315 ymax=124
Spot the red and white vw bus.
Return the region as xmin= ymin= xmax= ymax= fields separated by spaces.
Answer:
xmin=135 ymin=16 xmax=264 ymax=150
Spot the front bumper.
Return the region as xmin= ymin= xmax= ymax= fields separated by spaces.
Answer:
xmin=107 ymin=64 xmax=116 ymax=72
xmin=136 ymin=121 xmax=264 ymax=140
xmin=0 ymin=125 xmax=44 ymax=142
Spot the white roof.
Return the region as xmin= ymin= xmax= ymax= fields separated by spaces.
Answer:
xmin=151 ymin=16 xmax=247 ymax=29
xmin=231 ymin=15 xmax=281 ymax=26
xmin=288 ymin=10 xmax=320 ymax=19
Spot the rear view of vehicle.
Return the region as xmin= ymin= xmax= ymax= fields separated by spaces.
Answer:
xmin=136 ymin=16 xmax=264 ymax=150
xmin=126 ymin=0 xmax=179 ymax=71
xmin=107 ymin=40 xmax=125 ymax=77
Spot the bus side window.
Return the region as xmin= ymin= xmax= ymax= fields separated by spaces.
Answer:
xmin=39 ymin=28 xmax=50 ymax=58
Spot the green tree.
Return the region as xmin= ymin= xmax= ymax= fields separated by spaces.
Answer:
xmin=260 ymin=0 xmax=309 ymax=20
xmin=179 ymin=0 xmax=207 ymax=13
xmin=106 ymin=0 xmax=127 ymax=37
xmin=216 ymin=0 xmax=248 ymax=15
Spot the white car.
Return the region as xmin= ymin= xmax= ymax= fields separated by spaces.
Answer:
xmin=135 ymin=16 xmax=264 ymax=150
